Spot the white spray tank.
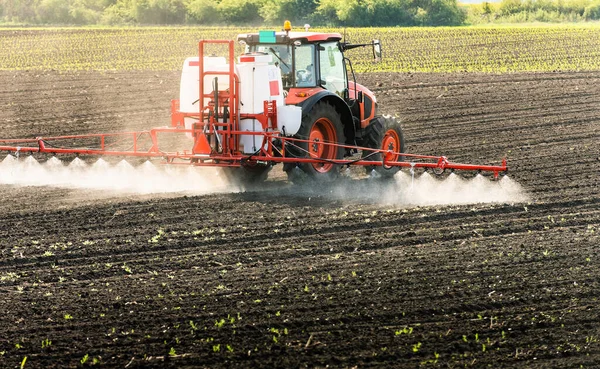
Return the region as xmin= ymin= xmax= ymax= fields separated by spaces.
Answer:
xmin=237 ymin=53 xmax=301 ymax=154
xmin=179 ymin=56 xmax=232 ymax=138
xmin=179 ymin=54 xmax=302 ymax=154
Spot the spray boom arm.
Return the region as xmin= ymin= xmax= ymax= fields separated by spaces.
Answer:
xmin=0 ymin=130 xmax=508 ymax=178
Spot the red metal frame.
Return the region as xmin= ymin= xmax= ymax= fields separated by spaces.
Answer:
xmin=0 ymin=130 xmax=508 ymax=177
xmin=0 ymin=39 xmax=508 ymax=179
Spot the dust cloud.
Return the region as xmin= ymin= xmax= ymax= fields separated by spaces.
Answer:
xmin=325 ymin=170 xmax=529 ymax=206
xmin=386 ymin=171 xmax=528 ymax=205
xmin=0 ymin=155 xmax=528 ymax=207
xmin=0 ymin=155 xmax=235 ymax=195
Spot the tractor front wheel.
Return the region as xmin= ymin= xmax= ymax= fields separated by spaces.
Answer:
xmin=286 ymin=102 xmax=346 ymax=182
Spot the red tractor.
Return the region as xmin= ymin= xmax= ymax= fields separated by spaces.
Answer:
xmin=235 ymin=24 xmax=403 ymax=182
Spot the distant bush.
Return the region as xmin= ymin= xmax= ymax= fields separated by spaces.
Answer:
xmin=186 ymin=0 xmax=221 ymax=24
xmin=133 ymin=0 xmax=187 ymax=24
xmin=314 ymin=0 xmax=466 ymax=26
xmin=584 ymin=2 xmax=600 ymax=19
xmin=465 ymin=0 xmax=600 ymax=23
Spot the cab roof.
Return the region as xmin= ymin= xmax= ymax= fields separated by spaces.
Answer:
xmin=237 ymin=31 xmax=343 ymax=45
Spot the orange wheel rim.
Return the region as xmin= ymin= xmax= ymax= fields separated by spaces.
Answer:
xmin=381 ymin=129 xmax=400 ymax=163
xmin=309 ymin=118 xmax=337 ymax=173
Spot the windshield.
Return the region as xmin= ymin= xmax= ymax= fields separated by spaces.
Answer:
xmin=247 ymin=43 xmax=317 ymax=89
xmin=319 ymin=42 xmax=346 ymax=96
xmin=249 ymin=44 xmax=293 ymax=88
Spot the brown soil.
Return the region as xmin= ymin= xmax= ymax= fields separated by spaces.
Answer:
xmin=0 ymin=70 xmax=599 ymax=368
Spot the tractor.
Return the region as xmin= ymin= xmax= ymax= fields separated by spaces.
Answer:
xmin=234 ymin=22 xmax=403 ymax=182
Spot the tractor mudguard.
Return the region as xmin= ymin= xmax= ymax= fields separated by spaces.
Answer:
xmin=295 ymin=90 xmax=355 ymax=145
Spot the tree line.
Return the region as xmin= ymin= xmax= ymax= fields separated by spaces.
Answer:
xmin=0 ymin=0 xmax=464 ymax=26
xmin=0 ymin=0 xmax=598 ymax=26
xmin=467 ymin=0 xmax=600 ymax=23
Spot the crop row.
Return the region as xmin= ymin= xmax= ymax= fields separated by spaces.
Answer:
xmin=0 ymin=26 xmax=599 ymax=72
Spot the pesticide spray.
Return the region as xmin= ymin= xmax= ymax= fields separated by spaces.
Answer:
xmin=0 ymin=155 xmax=234 ymax=195
xmin=0 ymin=155 xmax=528 ymax=207
xmin=381 ymin=170 xmax=527 ymax=206
xmin=318 ymin=168 xmax=528 ymax=206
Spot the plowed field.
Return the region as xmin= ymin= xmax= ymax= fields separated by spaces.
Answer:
xmin=1 ymin=70 xmax=599 ymax=368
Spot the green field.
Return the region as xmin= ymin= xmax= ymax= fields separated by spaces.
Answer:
xmin=1 ymin=25 xmax=599 ymax=73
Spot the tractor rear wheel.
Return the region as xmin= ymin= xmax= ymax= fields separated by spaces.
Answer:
xmin=362 ymin=115 xmax=405 ymax=178
xmin=286 ymin=102 xmax=345 ymax=182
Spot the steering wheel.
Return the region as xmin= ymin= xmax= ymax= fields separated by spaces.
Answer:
xmin=296 ymin=69 xmax=307 ymax=82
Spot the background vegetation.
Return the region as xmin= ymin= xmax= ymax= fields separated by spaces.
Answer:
xmin=1 ymin=0 xmax=598 ymax=27
xmin=466 ymin=0 xmax=600 ymax=24
xmin=0 ymin=0 xmax=463 ymax=26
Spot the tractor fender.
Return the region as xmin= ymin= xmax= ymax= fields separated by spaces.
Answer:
xmin=295 ymin=90 xmax=355 ymax=145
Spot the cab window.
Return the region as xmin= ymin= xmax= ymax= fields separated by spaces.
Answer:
xmin=318 ymin=42 xmax=346 ymax=96
xmin=293 ymin=44 xmax=315 ymax=87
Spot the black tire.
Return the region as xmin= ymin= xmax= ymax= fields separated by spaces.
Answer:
xmin=361 ymin=115 xmax=405 ymax=178
xmin=285 ymin=102 xmax=346 ymax=182
xmin=222 ymin=163 xmax=271 ymax=187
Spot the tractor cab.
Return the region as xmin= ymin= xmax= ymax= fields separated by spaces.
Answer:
xmin=238 ymin=30 xmax=346 ymax=94
xmin=237 ymin=25 xmax=382 ymax=130
xmin=236 ymin=23 xmax=393 ymax=181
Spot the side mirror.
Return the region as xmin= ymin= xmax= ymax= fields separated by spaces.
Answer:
xmin=373 ymin=40 xmax=382 ymax=62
